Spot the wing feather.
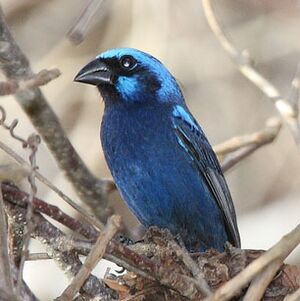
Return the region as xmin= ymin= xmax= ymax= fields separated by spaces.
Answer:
xmin=172 ymin=105 xmax=241 ymax=247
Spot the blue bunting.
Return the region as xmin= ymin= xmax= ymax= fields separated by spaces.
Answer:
xmin=75 ymin=48 xmax=240 ymax=252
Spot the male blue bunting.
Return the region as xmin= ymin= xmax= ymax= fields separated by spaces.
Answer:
xmin=74 ymin=48 xmax=240 ymax=252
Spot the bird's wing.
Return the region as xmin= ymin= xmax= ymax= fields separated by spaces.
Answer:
xmin=172 ymin=105 xmax=241 ymax=247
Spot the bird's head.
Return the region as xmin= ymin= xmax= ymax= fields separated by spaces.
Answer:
xmin=74 ymin=48 xmax=183 ymax=104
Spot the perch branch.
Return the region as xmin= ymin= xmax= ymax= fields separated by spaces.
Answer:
xmin=243 ymin=259 xmax=283 ymax=301
xmin=0 ymin=5 xmax=114 ymax=223
xmin=167 ymin=239 xmax=211 ymax=296
xmin=205 ymin=222 xmax=300 ymax=301
xmin=202 ymin=0 xmax=300 ymax=147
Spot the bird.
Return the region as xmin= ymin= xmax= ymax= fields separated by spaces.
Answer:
xmin=74 ymin=48 xmax=240 ymax=252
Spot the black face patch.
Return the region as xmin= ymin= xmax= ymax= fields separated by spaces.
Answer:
xmin=100 ymin=57 xmax=162 ymax=94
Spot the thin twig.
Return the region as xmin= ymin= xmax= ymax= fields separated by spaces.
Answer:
xmin=57 ymin=215 xmax=121 ymax=301
xmin=221 ymin=144 xmax=260 ymax=172
xmin=202 ymin=0 xmax=300 ymax=146
xmin=0 ymin=5 xmax=114 ymax=223
xmin=205 ymin=223 xmax=300 ymax=301
xmin=0 ymin=138 xmax=104 ymax=231
xmin=214 ymin=118 xmax=282 ymax=156
xmin=243 ymin=259 xmax=283 ymax=301
xmin=0 ymin=187 xmax=14 ymax=295
xmin=26 ymin=253 xmax=51 ymax=261
xmin=17 ymin=134 xmax=40 ymax=295
xmin=68 ymin=0 xmax=105 ymax=44
xmin=167 ymin=239 xmax=211 ymax=297
xmin=216 ymin=118 xmax=282 ymax=172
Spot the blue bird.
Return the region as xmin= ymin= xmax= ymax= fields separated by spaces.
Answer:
xmin=74 ymin=48 xmax=240 ymax=252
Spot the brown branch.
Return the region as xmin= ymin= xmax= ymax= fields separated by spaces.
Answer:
xmin=167 ymin=239 xmax=211 ymax=297
xmin=2 ymin=185 xmax=298 ymax=300
xmin=0 ymin=68 xmax=61 ymax=96
xmin=57 ymin=215 xmax=121 ymax=301
xmin=1 ymin=182 xmax=99 ymax=240
xmin=0 ymin=138 xmax=104 ymax=231
xmin=205 ymin=223 xmax=300 ymax=301
xmin=0 ymin=5 xmax=114 ymax=223
xmin=202 ymin=0 xmax=300 ymax=147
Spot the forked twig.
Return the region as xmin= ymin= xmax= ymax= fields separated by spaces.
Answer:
xmin=202 ymin=0 xmax=300 ymax=147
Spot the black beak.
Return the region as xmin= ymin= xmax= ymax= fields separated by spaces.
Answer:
xmin=74 ymin=59 xmax=113 ymax=86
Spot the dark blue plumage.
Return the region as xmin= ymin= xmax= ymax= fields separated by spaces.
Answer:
xmin=74 ymin=48 xmax=240 ymax=252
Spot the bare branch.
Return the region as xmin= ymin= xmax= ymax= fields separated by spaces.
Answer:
xmin=167 ymin=239 xmax=211 ymax=297
xmin=214 ymin=118 xmax=281 ymax=157
xmin=217 ymin=118 xmax=282 ymax=172
xmin=243 ymin=259 xmax=283 ymax=301
xmin=202 ymin=0 xmax=300 ymax=147
xmin=17 ymin=134 xmax=40 ymax=295
xmin=68 ymin=0 xmax=105 ymax=44
xmin=205 ymin=222 xmax=300 ymax=301
xmin=57 ymin=215 xmax=121 ymax=301
xmin=0 ymin=5 xmax=114 ymax=223
xmin=0 ymin=68 xmax=61 ymax=96
xmin=0 ymin=138 xmax=104 ymax=231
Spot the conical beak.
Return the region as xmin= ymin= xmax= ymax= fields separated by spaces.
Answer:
xmin=74 ymin=59 xmax=113 ymax=86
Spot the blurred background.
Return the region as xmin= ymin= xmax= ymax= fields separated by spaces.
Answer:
xmin=0 ymin=0 xmax=300 ymax=299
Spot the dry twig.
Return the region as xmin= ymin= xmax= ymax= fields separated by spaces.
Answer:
xmin=202 ymin=0 xmax=300 ymax=147
xmin=0 ymin=5 xmax=114 ymax=223
xmin=57 ymin=215 xmax=121 ymax=301
xmin=16 ymin=134 xmax=40 ymax=295
xmin=0 ymin=68 xmax=61 ymax=96
xmin=215 ymin=118 xmax=282 ymax=172
xmin=68 ymin=0 xmax=106 ymax=44
xmin=243 ymin=259 xmax=283 ymax=301
xmin=205 ymin=223 xmax=300 ymax=301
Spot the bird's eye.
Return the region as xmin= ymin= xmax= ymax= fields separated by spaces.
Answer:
xmin=120 ymin=55 xmax=137 ymax=71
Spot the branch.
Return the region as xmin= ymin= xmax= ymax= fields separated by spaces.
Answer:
xmin=0 ymin=5 xmax=114 ymax=223
xmin=205 ymin=222 xmax=300 ymax=301
xmin=215 ymin=118 xmax=282 ymax=172
xmin=0 ymin=135 xmax=104 ymax=231
xmin=57 ymin=215 xmax=121 ymax=301
xmin=202 ymin=0 xmax=300 ymax=147
xmin=67 ymin=0 xmax=105 ymax=45
xmin=0 ymin=68 xmax=61 ymax=96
